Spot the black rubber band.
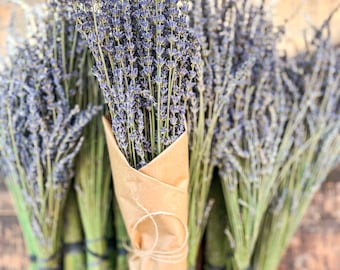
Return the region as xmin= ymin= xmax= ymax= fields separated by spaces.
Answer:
xmin=204 ymin=263 xmax=225 ymax=270
xmin=226 ymin=251 xmax=234 ymax=258
xmin=63 ymin=241 xmax=85 ymax=254
xmin=106 ymin=237 xmax=116 ymax=249
xmin=29 ymin=255 xmax=37 ymax=262
xmin=86 ymin=247 xmax=109 ymax=261
xmin=29 ymin=251 xmax=61 ymax=270
xmin=37 ymin=267 xmax=60 ymax=270
xmin=29 ymin=251 xmax=61 ymax=264
xmin=117 ymin=248 xmax=128 ymax=256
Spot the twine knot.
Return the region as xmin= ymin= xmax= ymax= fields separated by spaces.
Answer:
xmin=124 ymin=202 xmax=188 ymax=264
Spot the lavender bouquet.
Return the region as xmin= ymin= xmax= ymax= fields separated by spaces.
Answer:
xmin=211 ymin=3 xmax=287 ymax=269
xmin=44 ymin=2 xmax=116 ymax=269
xmin=187 ymin=0 xmax=248 ymax=266
xmin=73 ymin=53 xmax=113 ymax=270
xmin=190 ymin=1 xmax=339 ymax=269
xmin=189 ymin=0 xmax=286 ymax=269
xmin=253 ymin=27 xmax=340 ymax=270
xmin=74 ymin=0 xmax=199 ymax=168
xmin=74 ymin=0 xmax=199 ymax=269
xmin=0 ymin=25 xmax=98 ymax=270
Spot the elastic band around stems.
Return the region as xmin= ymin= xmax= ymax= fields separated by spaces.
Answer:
xmin=36 ymin=267 xmax=60 ymax=270
xmin=117 ymin=248 xmax=128 ymax=256
xmin=29 ymin=251 xmax=61 ymax=270
xmin=29 ymin=251 xmax=61 ymax=264
xmin=30 ymin=262 xmax=61 ymax=270
xmin=85 ymin=250 xmax=109 ymax=268
xmin=63 ymin=241 xmax=84 ymax=254
xmin=85 ymin=247 xmax=109 ymax=261
xmin=106 ymin=237 xmax=116 ymax=249
xmin=85 ymin=238 xmax=110 ymax=267
xmin=204 ymin=263 xmax=225 ymax=270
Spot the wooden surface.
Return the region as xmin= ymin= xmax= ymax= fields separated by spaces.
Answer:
xmin=0 ymin=181 xmax=28 ymax=269
xmin=270 ymin=0 xmax=340 ymax=55
xmin=280 ymin=169 xmax=340 ymax=270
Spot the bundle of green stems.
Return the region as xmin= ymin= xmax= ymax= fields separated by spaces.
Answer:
xmin=73 ymin=52 xmax=113 ymax=270
xmin=47 ymin=3 xmax=127 ymax=269
xmin=0 ymin=2 xmax=119 ymax=269
xmin=63 ymin=189 xmax=86 ymax=270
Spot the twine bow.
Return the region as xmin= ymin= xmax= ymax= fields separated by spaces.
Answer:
xmin=124 ymin=201 xmax=189 ymax=264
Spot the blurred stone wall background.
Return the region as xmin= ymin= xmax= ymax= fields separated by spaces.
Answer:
xmin=0 ymin=2 xmax=10 ymax=55
xmin=0 ymin=0 xmax=339 ymax=269
xmin=271 ymin=0 xmax=340 ymax=54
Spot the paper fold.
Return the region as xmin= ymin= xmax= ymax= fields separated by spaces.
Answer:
xmin=102 ymin=117 xmax=189 ymax=270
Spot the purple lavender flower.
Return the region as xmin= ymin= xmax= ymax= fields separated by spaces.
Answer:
xmin=74 ymin=0 xmax=200 ymax=168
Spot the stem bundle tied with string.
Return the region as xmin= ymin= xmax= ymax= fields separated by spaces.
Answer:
xmin=74 ymin=0 xmax=200 ymax=269
xmin=74 ymin=53 xmax=113 ymax=270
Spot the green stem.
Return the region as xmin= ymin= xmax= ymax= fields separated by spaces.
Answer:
xmin=204 ymin=174 xmax=229 ymax=270
xmin=114 ymin=199 xmax=129 ymax=270
xmin=63 ymin=189 xmax=86 ymax=270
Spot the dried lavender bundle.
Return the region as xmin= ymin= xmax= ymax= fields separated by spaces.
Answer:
xmin=0 ymin=12 xmax=98 ymax=270
xmin=187 ymin=0 xmax=283 ymax=268
xmin=73 ymin=1 xmax=200 ymax=268
xmin=47 ymin=1 xmax=116 ymax=269
xmin=252 ymin=27 xmax=340 ymax=270
xmin=73 ymin=55 xmax=113 ymax=270
xmin=74 ymin=0 xmax=199 ymax=169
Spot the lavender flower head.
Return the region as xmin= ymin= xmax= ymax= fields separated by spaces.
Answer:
xmin=74 ymin=0 xmax=200 ymax=168
xmin=189 ymin=0 xmax=285 ymax=177
xmin=0 ymin=9 xmax=98 ymax=257
xmin=279 ymin=25 xmax=340 ymax=169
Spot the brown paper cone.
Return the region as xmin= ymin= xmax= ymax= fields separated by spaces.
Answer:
xmin=102 ymin=117 xmax=189 ymax=270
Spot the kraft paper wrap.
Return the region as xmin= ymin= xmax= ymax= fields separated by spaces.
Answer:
xmin=102 ymin=117 xmax=189 ymax=270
